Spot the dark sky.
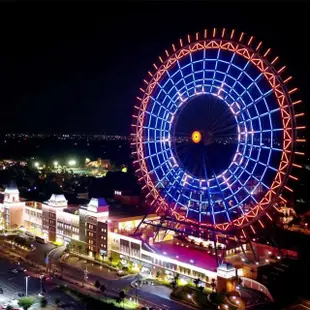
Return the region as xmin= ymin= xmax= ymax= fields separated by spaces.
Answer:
xmin=1 ymin=1 xmax=308 ymax=135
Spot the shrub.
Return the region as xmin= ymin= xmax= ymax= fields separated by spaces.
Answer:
xmin=40 ymin=297 xmax=48 ymax=308
xmin=18 ymin=297 xmax=35 ymax=310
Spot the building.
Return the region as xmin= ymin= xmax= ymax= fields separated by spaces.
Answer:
xmin=0 ymin=184 xmax=238 ymax=283
xmin=0 ymin=182 xmax=25 ymax=230
xmin=86 ymin=158 xmax=112 ymax=170
xmin=79 ymin=198 xmax=109 ymax=257
xmin=113 ymin=190 xmax=140 ymax=206
xmin=0 ymin=183 xmax=276 ymax=296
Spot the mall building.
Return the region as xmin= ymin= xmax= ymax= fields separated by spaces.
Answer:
xmin=0 ymin=182 xmax=276 ymax=291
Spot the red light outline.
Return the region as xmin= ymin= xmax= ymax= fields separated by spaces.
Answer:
xmin=132 ymin=30 xmax=301 ymax=232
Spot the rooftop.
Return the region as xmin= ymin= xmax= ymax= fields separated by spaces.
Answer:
xmin=4 ymin=180 xmax=19 ymax=194
xmin=152 ymin=240 xmax=218 ymax=272
xmin=47 ymin=194 xmax=67 ymax=206
xmin=87 ymin=197 xmax=109 ymax=213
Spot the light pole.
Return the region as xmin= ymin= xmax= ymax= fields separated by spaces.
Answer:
xmin=40 ymin=275 xmax=43 ymax=294
xmin=83 ymin=264 xmax=88 ymax=287
xmin=25 ymin=276 xmax=30 ymax=296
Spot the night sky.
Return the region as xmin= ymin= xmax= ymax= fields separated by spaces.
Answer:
xmin=2 ymin=1 xmax=308 ymax=135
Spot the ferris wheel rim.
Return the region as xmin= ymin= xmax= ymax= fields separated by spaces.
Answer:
xmin=132 ymin=30 xmax=301 ymax=232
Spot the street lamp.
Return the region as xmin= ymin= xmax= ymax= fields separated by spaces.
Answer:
xmin=53 ymin=161 xmax=59 ymax=167
xmin=34 ymin=162 xmax=39 ymax=168
xmin=68 ymin=159 xmax=76 ymax=166
xmin=40 ymin=275 xmax=44 ymax=294
xmin=25 ymin=276 xmax=30 ymax=296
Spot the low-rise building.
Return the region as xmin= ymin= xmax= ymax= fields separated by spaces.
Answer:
xmin=0 ymin=182 xmax=25 ymax=230
xmin=0 ymin=183 xmax=265 ymax=290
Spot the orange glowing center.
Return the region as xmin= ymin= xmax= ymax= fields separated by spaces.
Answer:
xmin=191 ymin=131 xmax=202 ymax=144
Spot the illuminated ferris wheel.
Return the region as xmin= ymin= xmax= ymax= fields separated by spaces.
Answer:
xmin=132 ymin=29 xmax=305 ymax=237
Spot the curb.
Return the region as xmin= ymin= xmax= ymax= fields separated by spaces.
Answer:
xmin=170 ymin=294 xmax=201 ymax=309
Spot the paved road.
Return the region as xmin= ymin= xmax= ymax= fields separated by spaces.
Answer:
xmin=26 ymin=241 xmax=56 ymax=264
xmin=1 ymin=244 xmax=196 ymax=310
xmin=57 ymin=263 xmax=197 ymax=310
xmin=52 ymin=250 xmax=197 ymax=309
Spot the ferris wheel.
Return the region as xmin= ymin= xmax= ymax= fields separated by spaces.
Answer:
xmin=132 ymin=29 xmax=305 ymax=237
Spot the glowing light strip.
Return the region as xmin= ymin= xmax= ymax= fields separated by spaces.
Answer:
xmin=137 ymin=35 xmax=298 ymax=231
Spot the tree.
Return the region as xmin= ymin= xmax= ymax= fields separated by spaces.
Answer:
xmin=198 ymin=286 xmax=204 ymax=292
xmin=173 ymin=273 xmax=180 ymax=283
xmin=211 ymin=278 xmax=216 ymax=292
xmin=171 ymin=281 xmax=177 ymax=289
xmin=94 ymin=280 xmax=101 ymax=290
xmin=18 ymin=297 xmax=35 ymax=310
xmin=100 ymin=284 xmax=106 ymax=294
xmin=156 ymin=271 xmax=161 ymax=278
xmin=6 ymin=305 xmax=13 ymax=310
xmin=65 ymin=243 xmax=71 ymax=253
xmin=0 ymin=210 xmax=6 ymax=231
xmin=119 ymin=290 xmax=126 ymax=308
xmin=119 ymin=290 xmax=125 ymax=300
xmin=193 ymin=278 xmax=201 ymax=288
xmin=40 ymin=297 xmax=48 ymax=308
xmin=171 ymin=273 xmax=179 ymax=288
xmin=108 ymin=256 xmax=113 ymax=265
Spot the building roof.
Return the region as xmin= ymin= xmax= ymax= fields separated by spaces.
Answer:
xmin=47 ymin=194 xmax=68 ymax=207
xmin=4 ymin=180 xmax=19 ymax=194
xmin=218 ymin=262 xmax=234 ymax=271
xmin=152 ymin=241 xmax=218 ymax=272
xmin=87 ymin=197 xmax=109 ymax=213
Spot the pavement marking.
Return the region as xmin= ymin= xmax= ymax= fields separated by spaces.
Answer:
xmin=161 ymin=303 xmax=170 ymax=308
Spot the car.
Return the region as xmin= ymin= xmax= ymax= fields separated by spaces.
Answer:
xmin=18 ymin=293 xmax=24 ymax=297
xmin=17 ymin=267 xmax=26 ymax=272
xmin=11 ymin=269 xmax=18 ymax=274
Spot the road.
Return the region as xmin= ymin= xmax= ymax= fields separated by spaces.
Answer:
xmin=57 ymin=262 xmax=197 ymax=310
xmin=1 ymin=241 xmax=196 ymax=310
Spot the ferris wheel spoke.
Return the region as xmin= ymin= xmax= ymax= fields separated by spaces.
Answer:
xmin=212 ymin=123 xmax=238 ymax=135
xmin=207 ymin=108 xmax=234 ymax=132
